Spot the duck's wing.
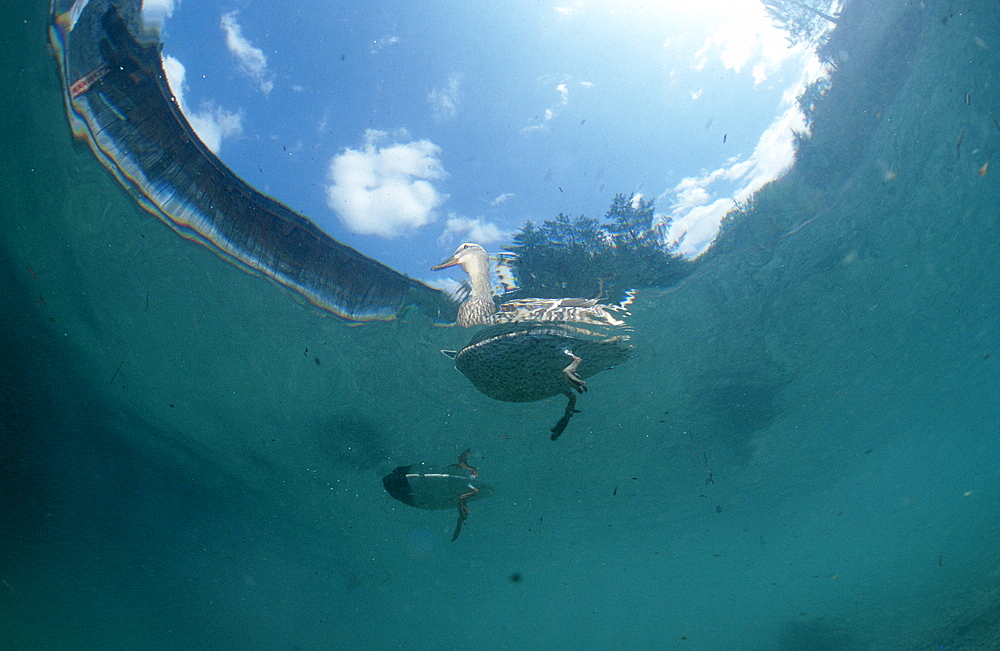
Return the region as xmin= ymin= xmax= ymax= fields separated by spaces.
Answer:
xmin=553 ymin=298 xmax=600 ymax=308
xmin=493 ymin=298 xmax=629 ymax=327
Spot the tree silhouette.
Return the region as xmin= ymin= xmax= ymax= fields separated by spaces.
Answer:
xmin=763 ymin=0 xmax=839 ymax=47
xmin=797 ymin=75 xmax=833 ymax=130
xmin=505 ymin=193 xmax=691 ymax=301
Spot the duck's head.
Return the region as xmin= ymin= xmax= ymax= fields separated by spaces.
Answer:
xmin=432 ymin=242 xmax=489 ymax=275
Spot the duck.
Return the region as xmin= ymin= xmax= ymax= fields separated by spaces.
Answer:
xmin=443 ymin=322 xmax=633 ymax=440
xmin=382 ymin=449 xmax=489 ymax=541
xmin=432 ymin=243 xmax=628 ymax=327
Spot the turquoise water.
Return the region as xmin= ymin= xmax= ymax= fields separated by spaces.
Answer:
xmin=2 ymin=1 xmax=999 ymax=649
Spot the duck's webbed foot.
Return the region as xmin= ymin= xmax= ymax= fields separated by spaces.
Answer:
xmin=550 ymin=391 xmax=581 ymax=441
xmin=451 ymin=486 xmax=478 ymax=541
xmin=561 ymin=349 xmax=587 ymax=394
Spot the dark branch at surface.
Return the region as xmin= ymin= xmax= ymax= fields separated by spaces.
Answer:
xmin=51 ymin=0 xmax=455 ymax=323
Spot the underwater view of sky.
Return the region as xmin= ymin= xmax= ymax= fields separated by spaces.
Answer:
xmin=144 ymin=0 xmax=835 ymax=281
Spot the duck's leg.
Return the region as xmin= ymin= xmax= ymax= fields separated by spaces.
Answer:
xmin=451 ymin=486 xmax=478 ymax=541
xmin=561 ymin=349 xmax=587 ymax=393
xmin=450 ymin=448 xmax=478 ymax=478
xmin=451 ymin=511 xmax=466 ymax=542
xmin=550 ymin=390 xmax=581 ymax=441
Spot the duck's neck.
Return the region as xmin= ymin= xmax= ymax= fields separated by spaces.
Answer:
xmin=465 ymin=257 xmax=494 ymax=300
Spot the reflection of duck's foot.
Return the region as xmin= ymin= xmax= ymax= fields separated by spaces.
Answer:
xmin=451 ymin=448 xmax=478 ymax=478
xmin=550 ymin=391 xmax=581 ymax=441
xmin=451 ymin=486 xmax=478 ymax=542
xmin=561 ymin=350 xmax=587 ymax=393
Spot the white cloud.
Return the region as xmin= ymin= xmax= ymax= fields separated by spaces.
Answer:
xmin=554 ymin=1 xmax=582 ymax=17
xmin=522 ymin=77 xmax=592 ymax=134
xmin=370 ymin=34 xmax=400 ymax=54
xmin=161 ymin=54 xmax=242 ymax=154
xmin=441 ymin=215 xmax=511 ymax=245
xmin=140 ymin=0 xmax=174 ymax=32
xmin=325 ymin=130 xmax=447 ymax=237
xmin=418 ymin=275 xmax=465 ymax=297
xmin=555 ymin=83 xmax=569 ymax=105
xmin=663 ymin=50 xmax=828 ymax=257
xmin=691 ymin=1 xmax=803 ymax=87
xmin=653 ymin=1 xmax=843 ymax=256
xmin=220 ymin=11 xmax=274 ymax=94
xmin=428 ymin=74 xmax=462 ymax=121
xmin=491 ymin=193 xmax=516 ymax=206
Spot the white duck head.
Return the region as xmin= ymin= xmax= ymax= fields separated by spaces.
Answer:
xmin=433 ymin=243 xmax=497 ymax=326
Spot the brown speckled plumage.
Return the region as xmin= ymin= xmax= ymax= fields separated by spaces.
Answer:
xmin=433 ymin=243 xmax=628 ymax=327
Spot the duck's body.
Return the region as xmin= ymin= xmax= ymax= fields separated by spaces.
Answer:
xmin=444 ymin=322 xmax=633 ymax=439
xmin=433 ymin=243 xmax=627 ymax=327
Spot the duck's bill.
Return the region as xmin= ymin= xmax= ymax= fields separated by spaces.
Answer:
xmin=431 ymin=256 xmax=459 ymax=271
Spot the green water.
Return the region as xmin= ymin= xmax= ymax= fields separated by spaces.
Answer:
xmin=2 ymin=1 xmax=999 ymax=649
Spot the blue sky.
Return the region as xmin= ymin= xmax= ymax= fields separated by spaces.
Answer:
xmin=142 ymin=0 xmax=836 ymax=283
